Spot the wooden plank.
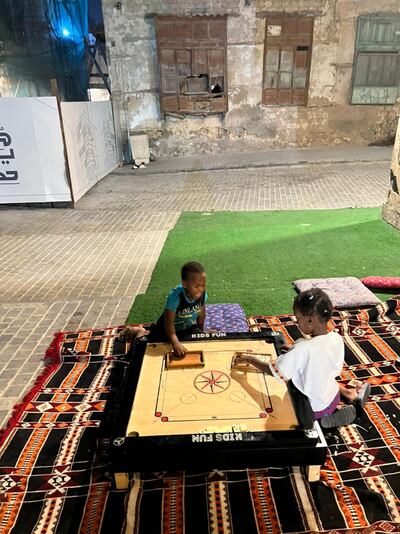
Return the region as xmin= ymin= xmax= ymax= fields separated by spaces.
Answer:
xmin=209 ymin=20 xmax=226 ymax=41
xmin=263 ymin=15 xmax=313 ymax=106
xmin=193 ymin=21 xmax=209 ymax=41
xmin=193 ymin=48 xmax=208 ymax=75
xmin=162 ymin=95 xmax=179 ymax=112
xmin=175 ymin=21 xmax=191 ymax=41
xmin=166 ymin=350 xmax=204 ymax=369
xmin=157 ymin=21 xmax=174 ymax=41
xmin=156 ymin=16 xmax=227 ymax=115
xmin=211 ymin=97 xmax=227 ymax=112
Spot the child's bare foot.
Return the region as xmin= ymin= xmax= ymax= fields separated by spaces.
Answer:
xmin=339 ymin=381 xmax=370 ymax=416
xmin=338 ymin=382 xmax=358 ymax=402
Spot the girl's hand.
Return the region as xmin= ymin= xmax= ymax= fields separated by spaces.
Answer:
xmin=234 ymin=354 xmax=253 ymax=365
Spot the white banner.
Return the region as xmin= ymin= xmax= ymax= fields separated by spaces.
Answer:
xmin=61 ymin=101 xmax=97 ymax=201
xmin=89 ymin=101 xmax=118 ymax=180
xmin=61 ymin=101 xmax=118 ymax=201
xmin=0 ymin=97 xmax=71 ymax=203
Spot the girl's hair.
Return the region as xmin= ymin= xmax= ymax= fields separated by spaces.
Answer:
xmin=293 ymin=288 xmax=333 ymax=322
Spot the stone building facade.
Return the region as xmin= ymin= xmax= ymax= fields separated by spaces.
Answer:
xmin=102 ymin=0 xmax=400 ymax=158
xmin=382 ymin=117 xmax=400 ymax=229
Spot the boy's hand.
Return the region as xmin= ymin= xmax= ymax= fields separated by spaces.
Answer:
xmin=172 ymin=340 xmax=187 ymax=359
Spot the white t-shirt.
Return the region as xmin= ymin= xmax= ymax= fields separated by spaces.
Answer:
xmin=269 ymin=331 xmax=344 ymax=411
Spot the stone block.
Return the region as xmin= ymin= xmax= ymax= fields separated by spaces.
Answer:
xmin=130 ymin=134 xmax=150 ymax=164
xmin=382 ymin=190 xmax=400 ymax=230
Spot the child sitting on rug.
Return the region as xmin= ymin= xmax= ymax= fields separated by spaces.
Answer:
xmin=119 ymin=325 xmax=149 ymax=342
xmin=148 ymin=261 xmax=207 ymax=358
xmin=234 ymin=288 xmax=370 ymax=428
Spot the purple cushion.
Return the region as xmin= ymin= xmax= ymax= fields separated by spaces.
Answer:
xmin=292 ymin=277 xmax=381 ymax=308
xmin=205 ymin=304 xmax=249 ymax=332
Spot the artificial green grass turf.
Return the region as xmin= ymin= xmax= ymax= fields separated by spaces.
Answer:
xmin=127 ymin=208 xmax=400 ymax=322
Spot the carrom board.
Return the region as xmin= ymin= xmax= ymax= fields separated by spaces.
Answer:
xmin=126 ymin=339 xmax=299 ymax=437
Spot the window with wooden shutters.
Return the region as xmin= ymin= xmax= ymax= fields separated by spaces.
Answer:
xmin=262 ymin=15 xmax=313 ymax=106
xmin=156 ymin=16 xmax=227 ymax=115
xmin=351 ymin=15 xmax=400 ymax=105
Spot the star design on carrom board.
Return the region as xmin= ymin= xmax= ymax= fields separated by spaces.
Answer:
xmin=194 ymin=371 xmax=231 ymax=394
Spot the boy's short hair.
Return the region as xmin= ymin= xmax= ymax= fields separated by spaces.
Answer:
xmin=293 ymin=288 xmax=333 ymax=322
xmin=181 ymin=261 xmax=205 ymax=281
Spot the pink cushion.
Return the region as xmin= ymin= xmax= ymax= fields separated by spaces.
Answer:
xmin=361 ymin=276 xmax=400 ymax=289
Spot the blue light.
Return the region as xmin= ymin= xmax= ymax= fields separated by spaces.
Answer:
xmin=62 ymin=28 xmax=70 ymax=37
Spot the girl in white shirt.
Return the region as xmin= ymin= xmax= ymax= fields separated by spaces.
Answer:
xmin=235 ymin=289 xmax=370 ymax=428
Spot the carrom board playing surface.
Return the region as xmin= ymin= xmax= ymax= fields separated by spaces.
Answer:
xmin=126 ymin=339 xmax=299 ymax=437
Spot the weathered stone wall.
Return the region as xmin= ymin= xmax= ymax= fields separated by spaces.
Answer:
xmin=383 ymin=117 xmax=400 ymax=230
xmin=382 ymin=190 xmax=400 ymax=230
xmin=103 ymin=0 xmax=400 ymax=158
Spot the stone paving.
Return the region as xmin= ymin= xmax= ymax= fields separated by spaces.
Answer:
xmin=80 ymin=161 xmax=389 ymax=211
xmin=0 ymin=153 xmax=391 ymax=428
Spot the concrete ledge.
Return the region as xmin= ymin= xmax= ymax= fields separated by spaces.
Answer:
xmin=115 ymin=145 xmax=392 ymax=176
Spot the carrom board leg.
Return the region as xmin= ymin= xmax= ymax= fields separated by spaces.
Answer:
xmin=306 ymin=465 xmax=321 ymax=482
xmin=115 ymin=472 xmax=130 ymax=489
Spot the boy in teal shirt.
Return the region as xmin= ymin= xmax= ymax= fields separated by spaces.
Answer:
xmin=150 ymin=261 xmax=207 ymax=356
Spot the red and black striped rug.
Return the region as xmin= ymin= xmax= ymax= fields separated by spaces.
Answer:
xmin=1 ymin=298 xmax=400 ymax=533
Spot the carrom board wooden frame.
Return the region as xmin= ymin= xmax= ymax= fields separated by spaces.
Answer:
xmin=127 ymin=339 xmax=298 ymax=436
xmin=101 ymin=332 xmax=327 ymax=489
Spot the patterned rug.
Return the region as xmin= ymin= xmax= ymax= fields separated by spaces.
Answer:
xmin=1 ymin=298 xmax=400 ymax=533
xmin=0 ymin=327 xmax=129 ymax=534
